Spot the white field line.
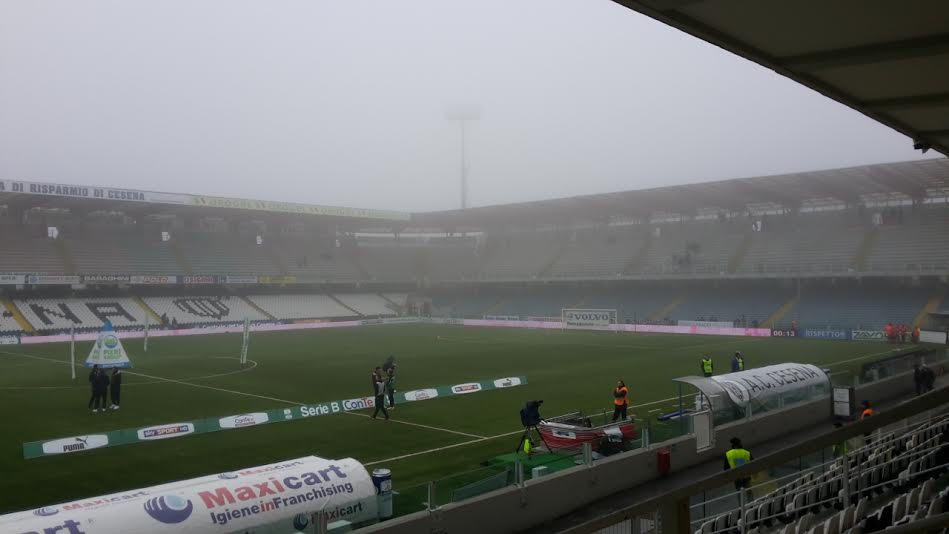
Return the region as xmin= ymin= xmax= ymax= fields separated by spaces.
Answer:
xmin=0 ymin=349 xmax=488 ymax=439
xmin=823 ymin=347 xmax=917 ymax=368
xmin=365 ymin=396 xmax=684 ymax=467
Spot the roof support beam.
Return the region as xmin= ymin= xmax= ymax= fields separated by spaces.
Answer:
xmin=780 ymin=34 xmax=949 ymax=72
xmin=865 ymin=92 xmax=949 ymax=111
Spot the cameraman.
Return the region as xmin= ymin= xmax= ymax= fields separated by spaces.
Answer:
xmin=612 ymin=380 xmax=629 ymax=421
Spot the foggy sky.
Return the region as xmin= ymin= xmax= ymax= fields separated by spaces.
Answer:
xmin=0 ymin=0 xmax=941 ymax=213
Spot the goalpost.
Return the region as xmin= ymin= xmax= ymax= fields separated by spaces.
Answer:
xmin=240 ymin=317 xmax=250 ymax=365
xmin=561 ymin=308 xmax=618 ymax=331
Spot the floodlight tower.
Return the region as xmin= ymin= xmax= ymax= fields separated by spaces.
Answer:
xmin=445 ymin=105 xmax=481 ymax=209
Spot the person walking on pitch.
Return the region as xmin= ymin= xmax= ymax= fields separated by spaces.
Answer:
xmin=372 ymin=372 xmax=390 ymax=420
xmin=109 ymin=368 xmax=123 ymax=410
xmin=385 ymin=366 xmax=397 ymax=409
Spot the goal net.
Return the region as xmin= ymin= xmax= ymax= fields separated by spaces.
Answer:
xmin=561 ymin=309 xmax=618 ymax=331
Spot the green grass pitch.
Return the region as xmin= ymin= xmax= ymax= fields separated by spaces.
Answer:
xmin=0 ymin=324 xmax=899 ymax=514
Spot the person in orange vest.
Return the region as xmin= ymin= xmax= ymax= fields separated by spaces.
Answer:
xmin=912 ymin=325 xmax=921 ymax=344
xmin=860 ymin=400 xmax=875 ymax=444
xmin=612 ymin=380 xmax=629 ymax=422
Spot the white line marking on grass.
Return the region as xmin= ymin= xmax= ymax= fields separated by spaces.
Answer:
xmin=364 ymin=396 xmax=684 ymax=466
xmin=0 ymin=349 xmax=492 ymax=439
xmin=0 ymin=351 xmax=259 ymax=389
xmin=365 ymin=429 xmax=525 ymax=467
xmin=342 ymin=411 xmax=486 ymax=439
xmin=824 ymin=347 xmax=916 ymax=368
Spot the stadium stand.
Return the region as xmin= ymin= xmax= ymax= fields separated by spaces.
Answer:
xmin=66 ymin=236 xmax=180 ymax=275
xmin=788 ymin=285 xmax=932 ymax=330
xmin=247 ymin=294 xmax=355 ymax=320
xmin=274 ymin=238 xmax=363 ymax=281
xmin=177 ymin=234 xmax=279 ymax=276
xmin=0 ymin=232 xmax=65 ymax=274
xmin=480 ymin=232 xmax=561 ymax=279
xmin=14 ymin=297 xmax=149 ymax=333
xmin=0 ymin=307 xmax=23 ymax=334
xmin=422 ymin=241 xmax=481 ymax=281
xmin=692 ymin=414 xmax=949 ymax=534
xmin=356 ymin=244 xmax=419 ymax=281
xmin=548 ymin=227 xmax=642 ymax=278
xmin=866 ymin=207 xmax=949 ymax=274
xmin=142 ymin=296 xmax=268 ymax=326
xmin=333 ymin=293 xmax=398 ymax=316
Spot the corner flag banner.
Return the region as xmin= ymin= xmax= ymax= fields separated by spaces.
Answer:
xmin=85 ymin=327 xmax=133 ymax=368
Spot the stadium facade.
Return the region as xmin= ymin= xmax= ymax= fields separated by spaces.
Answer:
xmin=1 ymin=158 xmax=948 ymax=338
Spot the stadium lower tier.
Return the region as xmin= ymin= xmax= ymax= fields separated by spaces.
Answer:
xmin=0 ymin=280 xmax=941 ymax=335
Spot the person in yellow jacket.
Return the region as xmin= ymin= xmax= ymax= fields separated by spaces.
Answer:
xmin=724 ymin=437 xmax=753 ymax=490
xmin=612 ymin=380 xmax=629 ymax=421
xmin=701 ymin=355 xmax=714 ymax=377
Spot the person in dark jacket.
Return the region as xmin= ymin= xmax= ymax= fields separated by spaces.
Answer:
xmin=109 ymin=368 xmax=123 ymax=410
xmin=371 ymin=371 xmax=389 ymax=420
xmin=92 ymin=368 xmax=110 ymax=413
xmin=385 ymin=366 xmax=397 ymax=409
xmin=87 ymin=365 xmax=100 ymax=411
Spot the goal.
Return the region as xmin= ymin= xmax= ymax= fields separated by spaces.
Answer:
xmin=561 ymin=309 xmax=618 ymax=331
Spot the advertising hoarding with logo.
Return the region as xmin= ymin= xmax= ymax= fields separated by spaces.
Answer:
xmin=0 ymin=274 xmax=25 ymax=285
xmin=22 ymin=375 xmax=529 ymax=458
xmin=85 ymin=329 xmax=133 ymax=368
xmin=40 ymin=435 xmax=109 ymax=455
xmin=130 ymin=275 xmax=178 ymax=285
xmin=0 ymin=335 xmax=19 ymax=345
xmin=802 ymin=329 xmax=849 ymax=340
xmin=710 ymin=363 xmax=828 ymax=407
xmin=852 ymin=330 xmax=885 ymax=342
xmin=0 ymin=456 xmax=377 ymax=533
xmin=27 ymin=275 xmax=81 ymax=285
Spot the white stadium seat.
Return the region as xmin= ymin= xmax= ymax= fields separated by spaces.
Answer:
xmin=248 ymin=294 xmax=356 ymax=320
xmin=14 ymin=298 xmax=149 ymax=332
xmin=142 ymin=296 xmax=267 ymax=326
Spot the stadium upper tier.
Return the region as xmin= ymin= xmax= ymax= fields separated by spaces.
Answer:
xmin=2 ymin=203 xmax=948 ymax=281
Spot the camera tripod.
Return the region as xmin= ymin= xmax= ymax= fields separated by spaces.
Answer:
xmin=514 ymin=424 xmax=550 ymax=454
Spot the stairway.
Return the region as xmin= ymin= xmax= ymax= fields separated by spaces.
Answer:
xmin=132 ymin=296 xmax=162 ymax=324
xmin=623 ymin=235 xmax=653 ymax=275
xmin=763 ymin=294 xmax=799 ymax=329
xmin=649 ymin=296 xmax=684 ymax=322
xmin=1 ymin=298 xmax=34 ymax=333
xmin=726 ymin=233 xmax=754 ymax=274
xmin=169 ymin=241 xmax=194 ymax=275
xmin=266 ymin=244 xmax=290 ymax=275
xmin=913 ymin=289 xmax=945 ymax=328
xmin=242 ymin=296 xmax=276 ymax=320
xmin=480 ymin=298 xmax=508 ymax=317
xmin=329 ymin=293 xmax=363 ymax=316
xmin=52 ymin=239 xmax=77 ymax=274
xmin=852 ymin=226 xmax=880 ymax=272
xmin=536 ymin=242 xmax=568 ymax=278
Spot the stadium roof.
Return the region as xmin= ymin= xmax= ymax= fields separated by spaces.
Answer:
xmin=412 ymin=158 xmax=949 ymax=227
xmin=0 ymin=179 xmax=410 ymax=223
xmin=610 ymin=0 xmax=949 ymax=157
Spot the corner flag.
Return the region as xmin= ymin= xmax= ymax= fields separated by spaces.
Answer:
xmin=84 ymin=323 xmax=133 ymax=368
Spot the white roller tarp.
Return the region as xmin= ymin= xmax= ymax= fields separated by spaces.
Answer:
xmin=1 ymin=456 xmax=376 ymax=534
xmin=709 ymin=363 xmax=828 ymax=407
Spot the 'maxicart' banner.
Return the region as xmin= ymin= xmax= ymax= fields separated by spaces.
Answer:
xmin=22 ymin=375 xmax=527 ymax=459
